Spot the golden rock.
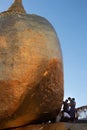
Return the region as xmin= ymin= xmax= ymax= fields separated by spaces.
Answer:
xmin=0 ymin=0 xmax=64 ymax=129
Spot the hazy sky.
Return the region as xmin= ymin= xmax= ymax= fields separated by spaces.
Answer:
xmin=0 ymin=0 xmax=87 ymax=108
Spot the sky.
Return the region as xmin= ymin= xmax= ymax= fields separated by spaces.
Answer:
xmin=0 ymin=0 xmax=87 ymax=108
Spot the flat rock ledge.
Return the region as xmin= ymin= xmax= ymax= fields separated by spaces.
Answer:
xmin=6 ymin=122 xmax=87 ymax=130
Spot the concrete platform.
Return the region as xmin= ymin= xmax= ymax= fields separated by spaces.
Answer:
xmin=8 ymin=122 xmax=87 ymax=130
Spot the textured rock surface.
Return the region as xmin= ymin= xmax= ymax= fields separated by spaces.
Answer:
xmin=0 ymin=0 xmax=64 ymax=129
xmin=6 ymin=123 xmax=87 ymax=130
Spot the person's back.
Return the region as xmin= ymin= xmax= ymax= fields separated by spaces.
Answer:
xmin=71 ymin=98 xmax=76 ymax=108
xmin=69 ymin=98 xmax=76 ymax=121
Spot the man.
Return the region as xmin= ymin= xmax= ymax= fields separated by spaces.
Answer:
xmin=63 ymin=99 xmax=69 ymax=113
xmin=68 ymin=97 xmax=76 ymax=121
xmin=56 ymin=111 xmax=71 ymax=122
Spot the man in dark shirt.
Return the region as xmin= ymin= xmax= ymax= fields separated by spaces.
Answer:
xmin=68 ymin=97 xmax=76 ymax=121
xmin=63 ymin=99 xmax=69 ymax=113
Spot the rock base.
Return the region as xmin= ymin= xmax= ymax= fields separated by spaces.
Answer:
xmin=7 ymin=122 xmax=87 ymax=130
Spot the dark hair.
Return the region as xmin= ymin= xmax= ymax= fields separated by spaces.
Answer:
xmin=68 ymin=97 xmax=71 ymax=100
xmin=72 ymin=98 xmax=75 ymax=100
xmin=65 ymin=99 xmax=68 ymax=102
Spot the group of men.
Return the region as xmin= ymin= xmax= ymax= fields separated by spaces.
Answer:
xmin=61 ymin=97 xmax=76 ymax=122
xmin=56 ymin=97 xmax=77 ymax=122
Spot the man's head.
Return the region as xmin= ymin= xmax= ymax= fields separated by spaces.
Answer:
xmin=68 ymin=97 xmax=71 ymax=101
xmin=72 ymin=98 xmax=75 ymax=101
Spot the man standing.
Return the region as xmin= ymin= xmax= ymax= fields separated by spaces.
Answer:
xmin=68 ymin=97 xmax=76 ymax=122
xmin=63 ymin=99 xmax=69 ymax=113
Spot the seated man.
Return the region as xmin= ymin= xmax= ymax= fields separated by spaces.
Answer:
xmin=61 ymin=111 xmax=71 ymax=122
xmin=56 ymin=111 xmax=71 ymax=122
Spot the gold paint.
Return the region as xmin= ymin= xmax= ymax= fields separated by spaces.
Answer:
xmin=0 ymin=0 xmax=63 ymax=129
xmin=0 ymin=36 xmax=7 ymax=48
xmin=8 ymin=0 xmax=26 ymax=14
xmin=43 ymin=71 xmax=48 ymax=77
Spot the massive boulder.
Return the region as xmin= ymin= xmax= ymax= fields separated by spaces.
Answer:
xmin=0 ymin=0 xmax=64 ymax=129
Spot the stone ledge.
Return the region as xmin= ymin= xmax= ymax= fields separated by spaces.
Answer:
xmin=9 ymin=122 xmax=87 ymax=130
